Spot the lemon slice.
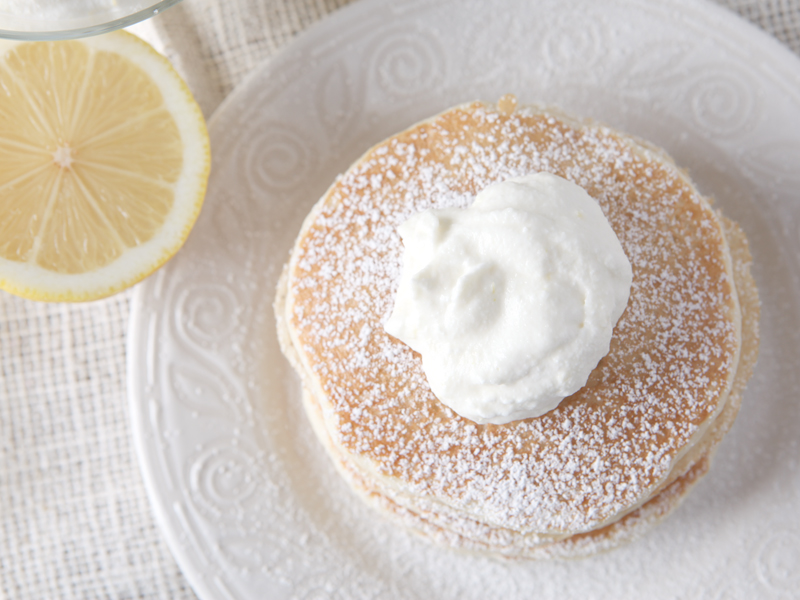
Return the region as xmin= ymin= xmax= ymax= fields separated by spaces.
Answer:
xmin=0 ymin=31 xmax=210 ymax=302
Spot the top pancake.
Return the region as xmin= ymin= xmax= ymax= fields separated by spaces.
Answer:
xmin=280 ymin=100 xmax=743 ymax=536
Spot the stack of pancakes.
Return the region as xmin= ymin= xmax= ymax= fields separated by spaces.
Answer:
xmin=275 ymin=98 xmax=759 ymax=558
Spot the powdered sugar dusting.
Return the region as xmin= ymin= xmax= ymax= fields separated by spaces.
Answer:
xmin=285 ymin=102 xmax=740 ymax=537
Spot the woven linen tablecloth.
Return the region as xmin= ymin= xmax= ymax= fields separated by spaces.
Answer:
xmin=1 ymin=0 xmax=799 ymax=598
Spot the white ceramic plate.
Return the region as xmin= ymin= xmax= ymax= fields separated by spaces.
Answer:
xmin=127 ymin=0 xmax=800 ymax=598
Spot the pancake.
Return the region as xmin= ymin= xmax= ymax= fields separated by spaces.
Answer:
xmin=275 ymin=98 xmax=760 ymax=557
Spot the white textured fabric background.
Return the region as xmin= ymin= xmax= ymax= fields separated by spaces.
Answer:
xmin=0 ymin=0 xmax=798 ymax=598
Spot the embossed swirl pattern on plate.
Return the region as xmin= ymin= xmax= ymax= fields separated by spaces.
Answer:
xmin=241 ymin=122 xmax=318 ymax=192
xmin=370 ymin=27 xmax=445 ymax=97
xmin=755 ymin=530 xmax=800 ymax=592
xmin=687 ymin=64 xmax=760 ymax=137
xmin=177 ymin=284 xmax=240 ymax=345
xmin=188 ymin=439 xmax=262 ymax=519
xmin=542 ymin=10 xmax=608 ymax=76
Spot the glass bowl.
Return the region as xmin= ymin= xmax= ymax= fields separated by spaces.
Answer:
xmin=0 ymin=0 xmax=181 ymax=40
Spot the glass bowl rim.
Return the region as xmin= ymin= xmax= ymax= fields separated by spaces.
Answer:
xmin=0 ymin=0 xmax=182 ymax=41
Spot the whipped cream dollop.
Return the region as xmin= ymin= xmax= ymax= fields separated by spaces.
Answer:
xmin=384 ymin=172 xmax=633 ymax=424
